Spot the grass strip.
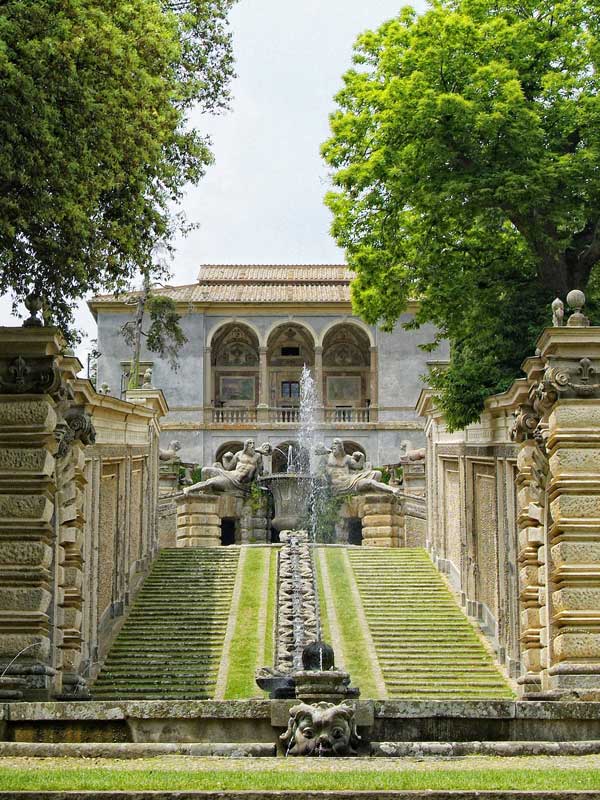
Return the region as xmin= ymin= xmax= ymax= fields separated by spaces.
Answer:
xmin=223 ymin=547 xmax=269 ymax=699
xmin=263 ymin=546 xmax=278 ymax=666
xmin=1 ymin=767 xmax=600 ymax=791
xmin=323 ymin=547 xmax=379 ymax=698
xmin=315 ymin=549 xmax=332 ymax=645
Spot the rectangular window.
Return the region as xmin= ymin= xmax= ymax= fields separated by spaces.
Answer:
xmin=281 ymin=381 xmax=300 ymax=399
xmin=281 ymin=346 xmax=300 ymax=357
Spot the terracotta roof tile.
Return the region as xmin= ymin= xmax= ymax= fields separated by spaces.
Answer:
xmin=91 ymin=264 xmax=353 ymax=306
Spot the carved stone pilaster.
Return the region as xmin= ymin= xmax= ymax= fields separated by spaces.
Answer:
xmin=515 ymin=440 xmax=548 ymax=696
xmin=518 ymin=325 xmax=600 ymax=695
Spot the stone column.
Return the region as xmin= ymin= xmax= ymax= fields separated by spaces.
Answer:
xmin=546 ymin=398 xmax=600 ymax=692
xmin=314 ymin=346 xmax=324 ymax=421
xmin=257 ymin=346 xmax=269 ymax=423
xmin=203 ymin=346 xmax=212 ymax=422
xmin=369 ymin=347 xmax=378 ymax=422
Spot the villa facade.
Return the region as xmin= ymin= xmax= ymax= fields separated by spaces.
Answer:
xmin=90 ymin=265 xmax=447 ymax=467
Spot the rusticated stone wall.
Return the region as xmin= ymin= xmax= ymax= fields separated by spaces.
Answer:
xmin=419 ymin=315 xmax=600 ymax=697
xmin=0 ymin=328 xmax=166 ymax=699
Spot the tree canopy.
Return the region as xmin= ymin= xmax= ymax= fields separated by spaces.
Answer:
xmin=322 ymin=0 xmax=600 ymax=429
xmin=0 ymin=0 xmax=235 ymax=329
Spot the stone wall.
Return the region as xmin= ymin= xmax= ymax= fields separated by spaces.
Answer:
xmin=0 ymin=328 xmax=166 ymax=699
xmin=418 ymin=311 xmax=600 ymax=696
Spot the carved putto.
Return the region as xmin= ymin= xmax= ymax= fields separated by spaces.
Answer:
xmin=280 ymin=701 xmax=361 ymax=757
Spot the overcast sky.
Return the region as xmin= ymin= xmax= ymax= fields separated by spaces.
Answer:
xmin=0 ymin=0 xmax=428 ymax=358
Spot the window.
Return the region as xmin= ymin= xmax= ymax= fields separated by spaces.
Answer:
xmin=281 ymin=346 xmax=300 ymax=357
xmin=281 ymin=380 xmax=300 ymax=399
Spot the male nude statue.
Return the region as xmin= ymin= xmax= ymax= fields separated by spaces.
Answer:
xmin=184 ymin=439 xmax=271 ymax=495
xmin=320 ymin=438 xmax=401 ymax=497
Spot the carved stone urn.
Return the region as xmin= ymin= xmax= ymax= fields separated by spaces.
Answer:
xmin=258 ymin=473 xmax=313 ymax=532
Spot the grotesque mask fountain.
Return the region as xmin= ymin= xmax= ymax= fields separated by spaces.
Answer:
xmin=281 ymin=701 xmax=361 ymax=757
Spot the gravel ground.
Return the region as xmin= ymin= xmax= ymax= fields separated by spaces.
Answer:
xmin=1 ymin=755 xmax=600 ymax=773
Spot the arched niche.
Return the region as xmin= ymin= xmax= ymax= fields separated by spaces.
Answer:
xmin=322 ymin=324 xmax=371 ymax=410
xmin=214 ymin=441 xmax=244 ymax=465
xmin=211 ymin=323 xmax=260 ymax=408
xmin=271 ymin=440 xmax=309 ymax=474
xmin=266 ymin=323 xmax=316 ymax=408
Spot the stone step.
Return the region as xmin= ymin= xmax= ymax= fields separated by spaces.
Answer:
xmin=92 ymin=547 xmax=240 ymax=700
xmin=347 ymin=548 xmax=513 ymax=701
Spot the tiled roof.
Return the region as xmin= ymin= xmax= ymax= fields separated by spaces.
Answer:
xmin=91 ymin=264 xmax=353 ymax=307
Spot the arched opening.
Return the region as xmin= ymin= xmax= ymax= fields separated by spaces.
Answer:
xmin=340 ymin=440 xmax=366 ymax=458
xmin=347 ymin=518 xmax=363 ymax=546
xmin=220 ymin=518 xmax=236 ymax=546
xmin=322 ymin=324 xmax=371 ymax=421
xmin=214 ymin=441 xmax=244 ymax=466
xmin=211 ymin=323 xmax=260 ymax=412
xmin=266 ymin=323 xmax=315 ymax=415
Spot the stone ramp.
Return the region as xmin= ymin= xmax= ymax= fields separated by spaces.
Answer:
xmin=92 ymin=548 xmax=240 ymax=700
xmin=347 ymin=548 xmax=513 ymax=699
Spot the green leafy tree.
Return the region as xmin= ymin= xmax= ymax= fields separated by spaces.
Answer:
xmin=121 ymin=271 xmax=187 ymax=389
xmin=322 ymin=0 xmax=600 ymax=429
xmin=0 ymin=0 xmax=235 ymax=329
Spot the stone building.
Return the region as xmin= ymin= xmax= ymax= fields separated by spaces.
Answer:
xmin=90 ymin=264 xmax=447 ymax=468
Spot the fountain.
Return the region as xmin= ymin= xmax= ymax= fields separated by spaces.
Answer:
xmin=258 ymin=365 xmax=327 ymax=535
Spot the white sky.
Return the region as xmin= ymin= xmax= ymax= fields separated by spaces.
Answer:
xmin=0 ymin=0 xmax=428 ymax=362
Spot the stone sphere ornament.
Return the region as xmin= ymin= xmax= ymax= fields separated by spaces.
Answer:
xmin=566 ymin=289 xmax=590 ymax=327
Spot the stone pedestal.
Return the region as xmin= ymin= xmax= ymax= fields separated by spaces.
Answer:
xmin=176 ymin=493 xmax=221 ymax=547
xmin=361 ymin=494 xmax=403 ymax=547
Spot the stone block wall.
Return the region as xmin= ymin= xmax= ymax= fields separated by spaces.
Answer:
xmin=175 ymin=491 xmax=269 ymax=546
xmin=0 ymin=328 xmax=166 ymax=698
xmin=418 ymin=318 xmax=600 ymax=697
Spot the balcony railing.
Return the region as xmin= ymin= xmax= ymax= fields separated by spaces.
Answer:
xmin=270 ymin=407 xmax=300 ymax=423
xmin=211 ymin=407 xmax=257 ymax=424
xmin=208 ymin=406 xmax=374 ymax=425
xmin=324 ymin=407 xmax=371 ymax=423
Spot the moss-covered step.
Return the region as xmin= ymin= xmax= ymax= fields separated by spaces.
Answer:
xmin=347 ymin=547 xmax=514 ymax=700
xmin=92 ymin=547 xmax=240 ymax=700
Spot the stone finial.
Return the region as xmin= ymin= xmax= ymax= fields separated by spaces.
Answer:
xmin=141 ymin=367 xmax=153 ymax=388
xmin=551 ymin=298 xmax=564 ymax=327
xmin=566 ymin=289 xmax=590 ymax=327
xmin=22 ymin=293 xmax=44 ymax=328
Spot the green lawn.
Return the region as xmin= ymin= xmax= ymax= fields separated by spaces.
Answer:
xmin=317 ymin=547 xmax=380 ymax=697
xmin=263 ymin=546 xmax=278 ymax=666
xmin=223 ymin=546 xmax=272 ymax=699
xmin=0 ymin=766 xmax=599 ymax=791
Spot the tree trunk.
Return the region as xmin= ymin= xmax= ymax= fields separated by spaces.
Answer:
xmin=127 ymin=273 xmax=150 ymax=390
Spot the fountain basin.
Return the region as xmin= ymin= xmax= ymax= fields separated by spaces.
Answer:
xmin=258 ymin=473 xmax=314 ymax=532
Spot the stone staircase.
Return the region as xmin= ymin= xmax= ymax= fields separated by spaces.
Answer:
xmin=92 ymin=547 xmax=240 ymax=700
xmin=348 ymin=548 xmax=513 ymax=699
